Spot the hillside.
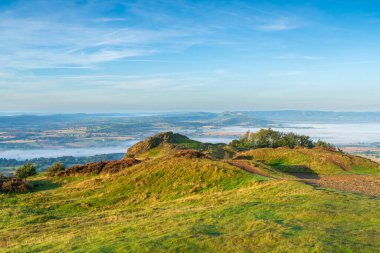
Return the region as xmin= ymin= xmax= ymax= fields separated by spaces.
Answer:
xmin=1 ymin=132 xmax=380 ymax=252
xmin=235 ymin=147 xmax=380 ymax=176
xmin=125 ymin=131 xmax=228 ymax=159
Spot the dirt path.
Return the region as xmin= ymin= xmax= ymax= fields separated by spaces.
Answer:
xmin=227 ymin=160 xmax=380 ymax=197
xmin=227 ymin=160 xmax=273 ymax=178
xmin=304 ymin=174 xmax=380 ymax=197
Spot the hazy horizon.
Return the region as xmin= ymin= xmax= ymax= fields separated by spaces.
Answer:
xmin=1 ymin=110 xmax=380 ymax=116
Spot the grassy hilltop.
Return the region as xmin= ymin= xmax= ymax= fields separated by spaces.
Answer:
xmin=1 ymin=131 xmax=380 ymax=252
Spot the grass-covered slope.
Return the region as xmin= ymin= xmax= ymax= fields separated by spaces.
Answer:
xmin=125 ymin=131 xmax=227 ymax=159
xmin=236 ymin=147 xmax=380 ymax=175
xmin=1 ymin=132 xmax=380 ymax=252
xmin=1 ymin=156 xmax=379 ymax=252
xmin=60 ymin=157 xmax=258 ymax=208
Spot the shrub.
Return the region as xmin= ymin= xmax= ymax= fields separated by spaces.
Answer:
xmin=314 ymin=139 xmax=337 ymax=151
xmin=0 ymin=177 xmax=32 ymax=193
xmin=47 ymin=162 xmax=66 ymax=176
xmin=15 ymin=162 xmax=37 ymax=180
xmin=1 ymin=178 xmax=31 ymax=192
xmin=173 ymin=150 xmax=210 ymax=159
xmin=55 ymin=159 xmax=140 ymax=176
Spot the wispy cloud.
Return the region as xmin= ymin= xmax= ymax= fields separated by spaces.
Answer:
xmin=255 ymin=18 xmax=299 ymax=31
xmin=0 ymin=17 xmax=193 ymax=69
xmin=0 ymin=1 xmax=207 ymax=71
xmin=0 ymin=1 xmax=308 ymax=72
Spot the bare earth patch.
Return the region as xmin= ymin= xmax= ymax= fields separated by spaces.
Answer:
xmin=305 ymin=175 xmax=380 ymax=197
xmin=228 ymin=160 xmax=380 ymax=197
xmin=227 ymin=160 xmax=272 ymax=178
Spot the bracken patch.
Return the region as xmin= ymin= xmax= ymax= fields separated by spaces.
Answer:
xmin=55 ymin=158 xmax=140 ymax=176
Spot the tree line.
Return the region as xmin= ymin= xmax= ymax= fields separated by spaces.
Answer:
xmin=230 ymin=128 xmax=336 ymax=150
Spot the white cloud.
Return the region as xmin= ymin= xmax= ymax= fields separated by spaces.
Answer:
xmin=0 ymin=11 xmax=198 ymax=70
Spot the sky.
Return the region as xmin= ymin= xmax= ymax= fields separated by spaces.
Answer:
xmin=0 ymin=0 xmax=379 ymax=113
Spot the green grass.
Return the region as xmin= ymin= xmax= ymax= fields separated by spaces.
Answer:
xmin=1 ymin=156 xmax=380 ymax=252
xmin=237 ymin=147 xmax=380 ymax=175
xmin=135 ymin=142 xmax=227 ymax=160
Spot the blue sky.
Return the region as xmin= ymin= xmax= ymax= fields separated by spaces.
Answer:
xmin=0 ymin=0 xmax=379 ymax=112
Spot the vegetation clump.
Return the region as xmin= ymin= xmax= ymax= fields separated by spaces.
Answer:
xmin=0 ymin=162 xmax=37 ymax=193
xmin=0 ymin=177 xmax=31 ymax=193
xmin=54 ymin=158 xmax=140 ymax=176
xmin=0 ymin=173 xmax=32 ymax=193
xmin=230 ymin=128 xmax=336 ymax=150
xmin=313 ymin=139 xmax=337 ymax=150
xmin=15 ymin=162 xmax=37 ymax=180
xmin=173 ymin=150 xmax=211 ymax=159
xmin=47 ymin=162 xmax=66 ymax=175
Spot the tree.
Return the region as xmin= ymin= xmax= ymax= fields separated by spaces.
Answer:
xmin=15 ymin=162 xmax=37 ymax=180
xmin=314 ymin=139 xmax=336 ymax=150
xmin=230 ymin=128 xmax=333 ymax=150
xmin=47 ymin=161 xmax=65 ymax=175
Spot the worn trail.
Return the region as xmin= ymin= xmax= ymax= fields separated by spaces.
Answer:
xmin=228 ymin=159 xmax=380 ymax=197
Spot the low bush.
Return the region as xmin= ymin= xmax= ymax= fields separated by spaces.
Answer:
xmin=54 ymin=158 xmax=140 ymax=176
xmin=173 ymin=150 xmax=210 ymax=159
xmin=47 ymin=162 xmax=66 ymax=175
xmin=0 ymin=177 xmax=31 ymax=193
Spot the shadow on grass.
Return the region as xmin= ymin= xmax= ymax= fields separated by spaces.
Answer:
xmin=31 ymin=179 xmax=61 ymax=192
xmin=270 ymin=164 xmax=320 ymax=179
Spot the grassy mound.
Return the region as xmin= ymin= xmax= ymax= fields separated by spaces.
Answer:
xmin=125 ymin=132 xmax=202 ymax=157
xmin=123 ymin=157 xmax=255 ymax=190
xmin=125 ymin=132 xmax=228 ymax=159
xmin=236 ymin=147 xmax=380 ymax=175
xmin=80 ymin=157 xmax=258 ymax=207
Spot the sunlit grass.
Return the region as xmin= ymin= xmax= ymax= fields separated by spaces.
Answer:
xmin=237 ymin=147 xmax=380 ymax=175
xmin=1 ymin=156 xmax=379 ymax=252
